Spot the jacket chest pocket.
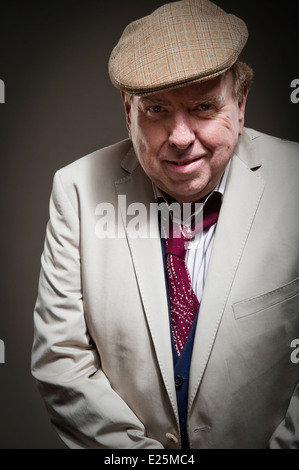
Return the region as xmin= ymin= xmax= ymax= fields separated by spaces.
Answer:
xmin=232 ymin=277 xmax=299 ymax=322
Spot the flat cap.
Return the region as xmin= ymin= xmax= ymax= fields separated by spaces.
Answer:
xmin=108 ymin=0 xmax=248 ymax=95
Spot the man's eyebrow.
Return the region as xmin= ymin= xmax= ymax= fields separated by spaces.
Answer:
xmin=139 ymin=94 xmax=225 ymax=107
xmin=140 ymin=97 xmax=169 ymax=106
xmin=193 ymin=95 xmax=225 ymax=107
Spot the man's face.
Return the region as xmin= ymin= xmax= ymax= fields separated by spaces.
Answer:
xmin=122 ymin=71 xmax=247 ymax=204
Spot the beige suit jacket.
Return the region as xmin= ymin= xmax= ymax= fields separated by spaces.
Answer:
xmin=31 ymin=128 xmax=299 ymax=449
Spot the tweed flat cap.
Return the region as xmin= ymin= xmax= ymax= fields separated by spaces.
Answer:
xmin=109 ymin=0 xmax=248 ymax=95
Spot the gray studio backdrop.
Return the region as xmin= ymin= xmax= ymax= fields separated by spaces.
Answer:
xmin=0 ymin=0 xmax=298 ymax=449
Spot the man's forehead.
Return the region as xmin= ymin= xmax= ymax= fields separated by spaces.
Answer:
xmin=136 ymin=72 xmax=232 ymax=105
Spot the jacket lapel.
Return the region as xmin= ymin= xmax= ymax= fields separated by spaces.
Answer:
xmin=188 ymin=130 xmax=265 ymax=410
xmin=115 ymin=148 xmax=178 ymax=419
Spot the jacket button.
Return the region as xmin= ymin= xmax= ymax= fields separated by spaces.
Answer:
xmin=175 ymin=375 xmax=183 ymax=389
xmin=165 ymin=432 xmax=179 ymax=444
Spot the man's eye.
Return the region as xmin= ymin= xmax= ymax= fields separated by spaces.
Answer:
xmin=149 ymin=105 xmax=163 ymax=113
xmin=199 ymin=104 xmax=211 ymax=111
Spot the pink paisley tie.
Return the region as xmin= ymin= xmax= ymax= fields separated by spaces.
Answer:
xmin=164 ymin=192 xmax=222 ymax=356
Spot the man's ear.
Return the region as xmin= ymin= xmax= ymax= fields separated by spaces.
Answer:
xmin=121 ymin=91 xmax=132 ymax=136
xmin=238 ymin=90 xmax=248 ymax=136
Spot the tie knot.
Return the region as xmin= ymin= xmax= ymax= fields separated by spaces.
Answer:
xmin=163 ymin=191 xmax=222 ymax=257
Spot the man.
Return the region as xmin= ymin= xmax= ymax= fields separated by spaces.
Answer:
xmin=31 ymin=0 xmax=299 ymax=449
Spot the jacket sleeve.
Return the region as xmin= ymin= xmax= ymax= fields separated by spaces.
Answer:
xmin=31 ymin=171 xmax=164 ymax=449
xmin=269 ymin=382 xmax=299 ymax=449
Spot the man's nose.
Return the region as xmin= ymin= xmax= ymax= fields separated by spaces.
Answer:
xmin=168 ymin=112 xmax=196 ymax=150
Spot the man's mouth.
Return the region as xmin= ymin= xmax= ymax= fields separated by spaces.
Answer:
xmin=167 ymin=157 xmax=202 ymax=167
xmin=175 ymin=160 xmax=196 ymax=166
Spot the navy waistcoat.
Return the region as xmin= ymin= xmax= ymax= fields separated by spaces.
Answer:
xmin=161 ymin=236 xmax=198 ymax=449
